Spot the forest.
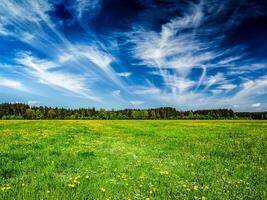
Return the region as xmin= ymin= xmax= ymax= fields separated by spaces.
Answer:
xmin=0 ymin=103 xmax=266 ymax=120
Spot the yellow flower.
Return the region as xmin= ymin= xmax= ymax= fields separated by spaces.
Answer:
xmin=194 ymin=185 xmax=198 ymax=191
xmin=5 ymin=186 xmax=12 ymax=190
xmin=149 ymin=190 xmax=153 ymax=194
xmin=159 ymin=170 xmax=169 ymax=175
xmin=182 ymin=184 xmax=187 ymax=188
xmin=101 ymin=187 xmax=106 ymax=192
xmin=202 ymin=197 xmax=206 ymax=200
xmin=139 ymin=175 xmax=145 ymax=179
xmin=146 ymin=198 xmax=150 ymax=200
xmin=68 ymin=184 xmax=75 ymax=188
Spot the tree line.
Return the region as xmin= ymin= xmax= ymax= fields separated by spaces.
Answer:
xmin=0 ymin=103 xmax=266 ymax=120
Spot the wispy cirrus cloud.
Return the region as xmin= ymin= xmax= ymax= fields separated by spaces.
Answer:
xmin=116 ymin=72 xmax=132 ymax=78
xmin=128 ymin=2 xmax=215 ymax=74
xmin=15 ymin=52 xmax=101 ymax=102
xmin=0 ymin=77 xmax=29 ymax=92
xmin=75 ymin=0 xmax=102 ymax=20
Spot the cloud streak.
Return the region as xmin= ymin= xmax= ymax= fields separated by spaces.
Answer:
xmin=0 ymin=77 xmax=29 ymax=92
xmin=15 ymin=52 xmax=101 ymax=101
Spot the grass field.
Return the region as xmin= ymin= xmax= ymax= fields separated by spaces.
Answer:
xmin=0 ymin=120 xmax=266 ymax=200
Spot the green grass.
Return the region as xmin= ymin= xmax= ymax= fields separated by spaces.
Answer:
xmin=0 ymin=120 xmax=266 ymax=200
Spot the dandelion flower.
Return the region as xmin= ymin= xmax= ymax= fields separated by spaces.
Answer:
xmin=68 ymin=184 xmax=75 ymax=188
xmin=5 ymin=186 xmax=12 ymax=190
xmin=160 ymin=171 xmax=169 ymax=175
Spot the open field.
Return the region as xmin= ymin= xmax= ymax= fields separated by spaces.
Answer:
xmin=0 ymin=120 xmax=266 ymax=199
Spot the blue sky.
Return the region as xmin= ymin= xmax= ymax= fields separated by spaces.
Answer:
xmin=0 ymin=0 xmax=266 ymax=111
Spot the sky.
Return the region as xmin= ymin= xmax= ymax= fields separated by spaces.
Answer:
xmin=0 ymin=0 xmax=266 ymax=111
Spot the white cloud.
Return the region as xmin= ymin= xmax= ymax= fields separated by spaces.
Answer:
xmin=251 ymin=103 xmax=261 ymax=108
xmin=0 ymin=77 xmax=29 ymax=92
xmin=116 ymin=72 xmax=132 ymax=77
xmin=218 ymin=55 xmax=242 ymax=65
xmin=233 ymin=76 xmax=267 ymax=99
xmin=148 ymin=69 xmax=197 ymax=95
xmin=133 ymin=86 xmax=161 ymax=95
xmin=202 ymin=73 xmax=225 ymax=89
xmin=75 ymin=0 xmax=101 ymax=20
xmin=128 ymin=2 xmax=218 ymax=77
xmin=0 ymin=0 xmax=53 ymax=35
xmin=15 ymin=52 xmax=101 ymax=102
xmin=111 ymin=90 xmax=121 ymax=97
xmin=218 ymin=84 xmax=236 ymax=91
xmin=166 ymin=77 xmax=195 ymax=94
xmin=56 ymin=44 xmax=125 ymax=88
xmin=0 ymin=23 xmax=9 ymax=36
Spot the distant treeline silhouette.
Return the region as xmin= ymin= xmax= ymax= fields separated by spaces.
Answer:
xmin=0 ymin=103 xmax=266 ymax=120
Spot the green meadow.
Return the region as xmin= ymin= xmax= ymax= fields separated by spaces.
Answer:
xmin=0 ymin=120 xmax=266 ymax=200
